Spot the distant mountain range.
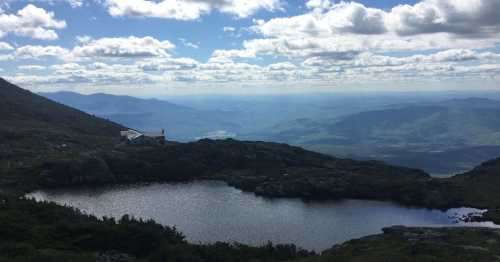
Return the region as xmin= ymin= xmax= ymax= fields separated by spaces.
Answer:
xmin=250 ymin=97 xmax=500 ymax=174
xmin=39 ymin=91 xmax=500 ymax=174
xmin=41 ymin=91 xmax=241 ymax=141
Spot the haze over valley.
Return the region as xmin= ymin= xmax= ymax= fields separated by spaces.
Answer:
xmin=42 ymin=91 xmax=500 ymax=174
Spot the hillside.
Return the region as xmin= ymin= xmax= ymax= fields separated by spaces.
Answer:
xmin=250 ymin=99 xmax=500 ymax=173
xmin=0 ymin=79 xmax=433 ymax=203
xmin=40 ymin=91 xmax=500 ymax=174
xmin=0 ymin=78 xmax=125 ymax=188
xmin=312 ymin=226 xmax=500 ymax=262
xmin=4 ymin=78 xmax=500 ymax=211
xmin=41 ymin=91 xmax=241 ymax=141
xmin=0 ymin=79 xmax=124 ymax=148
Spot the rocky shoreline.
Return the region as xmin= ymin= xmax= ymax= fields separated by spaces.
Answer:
xmin=318 ymin=226 xmax=500 ymax=261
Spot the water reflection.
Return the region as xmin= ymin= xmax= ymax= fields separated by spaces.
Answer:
xmin=27 ymin=181 xmax=495 ymax=251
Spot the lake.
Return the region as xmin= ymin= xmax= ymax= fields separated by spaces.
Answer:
xmin=27 ymin=181 xmax=495 ymax=251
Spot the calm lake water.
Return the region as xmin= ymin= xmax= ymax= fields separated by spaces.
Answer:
xmin=27 ymin=181 xmax=495 ymax=251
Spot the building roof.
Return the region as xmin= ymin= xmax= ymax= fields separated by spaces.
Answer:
xmin=121 ymin=129 xmax=165 ymax=140
xmin=120 ymin=129 xmax=143 ymax=140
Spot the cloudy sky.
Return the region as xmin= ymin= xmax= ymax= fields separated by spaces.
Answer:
xmin=0 ymin=0 xmax=499 ymax=95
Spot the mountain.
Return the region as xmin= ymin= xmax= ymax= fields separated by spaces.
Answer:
xmin=39 ymin=90 xmax=500 ymax=174
xmin=0 ymin=78 xmax=126 ymax=188
xmin=43 ymin=91 xmax=457 ymax=142
xmin=0 ymin=79 xmax=125 ymax=154
xmin=5 ymin=77 xmax=500 ymax=210
xmin=4 ymin=78 xmax=500 ymax=261
xmin=249 ymin=98 xmax=500 ymax=174
xmin=0 ymin=79 xmax=434 ymax=205
xmin=40 ymin=91 xmax=242 ymax=141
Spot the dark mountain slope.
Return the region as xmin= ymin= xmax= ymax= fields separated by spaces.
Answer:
xmin=314 ymin=226 xmax=500 ymax=262
xmin=0 ymin=79 xmax=124 ymax=148
xmin=448 ymin=157 xmax=500 ymax=208
xmin=0 ymin=78 xmax=124 ymax=188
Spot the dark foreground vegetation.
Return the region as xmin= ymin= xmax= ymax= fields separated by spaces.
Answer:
xmin=302 ymin=226 xmax=500 ymax=262
xmin=0 ymin=193 xmax=313 ymax=262
xmin=3 ymin=194 xmax=500 ymax=262
xmin=3 ymin=78 xmax=500 ymax=261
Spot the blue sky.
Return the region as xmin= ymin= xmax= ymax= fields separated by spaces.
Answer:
xmin=0 ymin=0 xmax=499 ymax=96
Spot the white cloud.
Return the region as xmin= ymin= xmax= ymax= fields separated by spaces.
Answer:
xmin=0 ymin=4 xmax=66 ymax=40
xmin=50 ymin=63 xmax=85 ymax=71
xmin=302 ymin=49 xmax=500 ymax=71
xmin=18 ymin=65 xmax=46 ymax=70
xmin=267 ymin=62 xmax=297 ymax=71
xmin=386 ymin=0 xmax=500 ymax=37
xmin=179 ymin=38 xmax=199 ymax=49
xmin=254 ymin=0 xmax=500 ymax=40
xmin=217 ymin=0 xmax=500 ymax=62
xmin=3 ymin=0 xmax=83 ymax=8
xmin=15 ymin=45 xmax=70 ymax=59
xmin=254 ymin=2 xmax=387 ymax=38
xmin=4 ymin=0 xmax=500 ymax=93
xmin=306 ymin=0 xmax=331 ymax=11
xmin=0 ymin=41 xmax=12 ymax=50
xmin=65 ymin=0 xmax=83 ymax=8
xmin=76 ymin=35 xmax=92 ymax=44
xmin=103 ymin=0 xmax=282 ymax=20
xmin=72 ymin=36 xmax=175 ymax=58
xmin=137 ymin=57 xmax=199 ymax=71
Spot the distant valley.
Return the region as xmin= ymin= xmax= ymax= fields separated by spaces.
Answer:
xmin=41 ymin=91 xmax=500 ymax=174
xmin=250 ymin=97 xmax=500 ymax=174
xmin=41 ymin=91 xmax=242 ymax=142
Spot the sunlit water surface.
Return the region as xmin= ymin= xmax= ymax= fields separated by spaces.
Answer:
xmin=27 ymin=181 xmax=497 ymax=251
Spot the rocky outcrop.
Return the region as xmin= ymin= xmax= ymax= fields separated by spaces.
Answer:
xmin=321 ymin=226 xmax=500 ymax=262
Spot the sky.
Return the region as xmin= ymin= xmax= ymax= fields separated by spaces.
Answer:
xmin=0 ymin=0 xmax=499 ymax=96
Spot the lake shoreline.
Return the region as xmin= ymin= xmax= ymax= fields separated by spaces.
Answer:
xmin=26 ymin=180 xmax=500 ymax=252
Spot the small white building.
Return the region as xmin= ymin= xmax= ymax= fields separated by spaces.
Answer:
xmin=120 ymin=129 xmax=143 ymax=141
xmin=120 ymin=129 xmax=166 ymax=144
